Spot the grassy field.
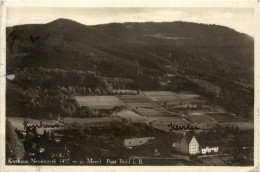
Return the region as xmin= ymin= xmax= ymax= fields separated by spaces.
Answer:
xmin=144 ymin=91 xmax=180 ymax=102
xmin=143 ymin=91 xmax=248 ymax=129
xmin=10 ymin=91 xmax=251 ymax=137
xmin=8 ymin=116 xmax=124 ymax=134
xmin=200 ymin=156 xmax=228 ymax=165
xmin=222 ymin=122 xmax=254 ymax=130
xmin=61 ymin=116 xmax=121 ymax=126
xmin=111 ymin=109 xmax=149 ymax=123
xmin=75 ymin=96 xmax=124 ymax=109
xmin=206 ymin=112 xmax=241 ymax=122
xmin=150 ymin=117 xmax=189 ymax=131
xmin=188 ymin=111 xmax=206 ymax=116
xmin=144 ymin=91 xmax=203 ymax=106
xmin=144 ymin=91 xmax=205 ymax=111
xmin=117 ymin=91 xmax=240 ymax=132
xmin=117 ymin=94 xmax=177 ymax=117
xmin=188 ymin=112 xmax=216 ymax=123
xmin=7 ymin=117 xmax=66 ymax=135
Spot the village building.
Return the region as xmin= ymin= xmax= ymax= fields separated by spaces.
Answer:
xmin=173 ymin=135 xmax=219 ymax=155
xmin=153 ymin=148 xmax=160 ymax=157
xmin=196 ymin=135 xmax=219 ymax=155
xmin=124 ymin=137 xmax=155 ymax=148
xmin=28 ymin=152 xmax=36 ymax=157
xmin=38 ymin=147 xmax=46 ymax=153
xmin=189 ymin=136 xmax=200 ymax=154
xmin=173 ymin=135 xmax=199 ymax=155
xmin=20 ymin=131 xmax=27 ymax=138
xmin=201 ymin=147 xmax=218 ymax=154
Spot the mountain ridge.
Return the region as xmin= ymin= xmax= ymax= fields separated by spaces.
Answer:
xmin=6 ymin=18 xmax=254 ymax=119
xmin=8 ymin=18 xmax=254 ymax=38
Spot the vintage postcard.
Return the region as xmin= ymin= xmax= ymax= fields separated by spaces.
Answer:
xmin=0 ymin=1 xmax=259 ymax=172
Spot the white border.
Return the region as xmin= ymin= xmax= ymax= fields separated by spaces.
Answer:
xmin=1 ymin=1 xmax=259 ymax=172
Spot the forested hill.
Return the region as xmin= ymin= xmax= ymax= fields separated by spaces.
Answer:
xmin=6 ymin=18 xmax=254 ymax=119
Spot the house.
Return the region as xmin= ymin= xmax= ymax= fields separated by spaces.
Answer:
xmin=53 ymin=136 xmax=62 ymax=143
xmin=124 ymin=137 xmax=155 ymax=148
xmin=153 ymin=148 xmax=160 ymax=157
xmin=189 ymin=136 xmax=200 ymax=154
xmin=20 ymin=131 xmax=27 ymax=138
xmin=201 ymin=147 xmax=218 ymax=154
xmin=173 ymin=135 xmax=199 ymax=155
xmin=28 ymin=152 xmax=36 ymax=157
xmin=196 ymin=135 xmax=219 ymax=155
xmin=173 ymin=135 xmax=219 ymax=155
xmin=38 ymin=147 xmax=46 ymax=153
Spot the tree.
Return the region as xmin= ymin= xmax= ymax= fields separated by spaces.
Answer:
xmin=121 ymin=118 xmax=128 ymax=123
xmin=6 ymin=120 xmax=25 ymax=160
xmin=43 ymin=130 xmax=49 ymax=139
xmin=56 ymin=113 xmax=61 ymax=121
xmin=235 ymin=126 xmax=239 ymax=132
xmin=94 ymin=88 xmax=101 ymax=95
xmin=87 ymin=88 xmax=92 ymax=95
xmin=48 ymin=113 xmax=54 ymax=119
xmin=32 ymin=127 xmax=38 ymax=135
xmin=197 ymin=103 xmax=202 ymax=109
xmin=50 ymin=132 xmax=55 ymax=140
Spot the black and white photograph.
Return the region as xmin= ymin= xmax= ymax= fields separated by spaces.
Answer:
xmin=1 ymin=2 xmax=258 ymax=170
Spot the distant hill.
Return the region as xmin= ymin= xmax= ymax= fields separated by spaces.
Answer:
xmin=6 ymin=18 xmax=254 ymax=119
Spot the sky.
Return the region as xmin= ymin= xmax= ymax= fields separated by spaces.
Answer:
xmin=6 ymin=7 xmax=255 ymax=36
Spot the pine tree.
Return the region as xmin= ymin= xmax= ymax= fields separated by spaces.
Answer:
xmin=6 ymin=120 xmax=25 ymax=160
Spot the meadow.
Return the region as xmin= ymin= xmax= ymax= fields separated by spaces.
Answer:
xmin=75 ymin=96 xmax=124 ymax=109
xmin=12 ymin=91 xmax=252 ymax=135
xmin=111 ymin=109 xmax=149 ymax=123
xmin=205 ymin=112 xmax=242 ymax=122
xmin=7 ymin=117 xmax=66 ymax=135
xmin=222 ymin=122 xmax=254 ymax=130
xmin=144 ymin=91 xmax=204 ymax=109
xmin=188 ymin=112 xmax=216 ymax=123
xmin=141 ymin=91 xmax=253 ymax=131
xmin=117 ymin=94 xmax=177 ymax=117
xmin=60 ymin=116 xmax=121 ymax=126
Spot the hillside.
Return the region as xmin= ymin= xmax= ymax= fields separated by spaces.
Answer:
xmin=6 ymin=18 xmax=254 ymax=119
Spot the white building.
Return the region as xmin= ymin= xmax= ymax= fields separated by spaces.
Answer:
xmin=201 ymin=147 xmax=219 ymax=154
xmin=189 ymin=136 xmax=200 ymax=155
xmin=173 ymin=135 xmax=219 ymax=155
